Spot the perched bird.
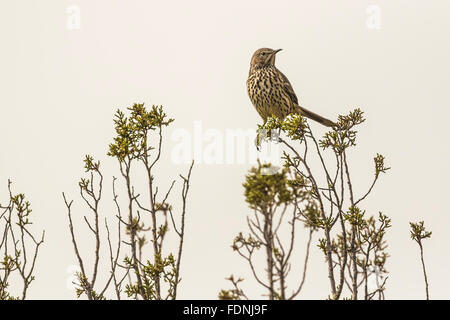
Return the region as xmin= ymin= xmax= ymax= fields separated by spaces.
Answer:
xmin=247 ymin=48 xmax=335 ymax=127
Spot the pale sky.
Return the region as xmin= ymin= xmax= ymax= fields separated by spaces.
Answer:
xmin=1 ymin=0 xmax=450 ymax=299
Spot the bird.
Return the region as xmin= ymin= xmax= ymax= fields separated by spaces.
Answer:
xmin=246 ymin=48 xmax=335 ymax=128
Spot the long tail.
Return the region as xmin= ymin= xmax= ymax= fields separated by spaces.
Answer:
xmin=295 ymin=105 xmax=335 ymax=127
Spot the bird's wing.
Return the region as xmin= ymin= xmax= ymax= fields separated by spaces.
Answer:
xmin=276 ymin=68 xmax=299 ymax=106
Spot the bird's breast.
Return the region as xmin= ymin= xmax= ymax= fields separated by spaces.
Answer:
xmin=247 ymin=67 xmax=293 ymax=120
xmin=248 ymin=70 xmax=282 ymax=103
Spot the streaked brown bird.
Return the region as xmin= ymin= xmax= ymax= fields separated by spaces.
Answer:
xmin=247 ymin=48 xmax=335 ymax=127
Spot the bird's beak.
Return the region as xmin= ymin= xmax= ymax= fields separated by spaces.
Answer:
xmin=268 ymin=49 xmax=281 ymax=65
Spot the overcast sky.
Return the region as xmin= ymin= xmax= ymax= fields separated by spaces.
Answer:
xmin=1 ymin=0 xmax=450 ymax=299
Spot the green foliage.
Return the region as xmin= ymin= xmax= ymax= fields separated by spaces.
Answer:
xmin=261 ymin=113 xmax=308 ymax=142
xmin=281 ymin=113 xmax=308 ymax=141
xmin=226 ymin=108 xmax=400 ymax=300
xmin=410 ymin=221 xmax=432 ymax=243
xmin=300 ymin=199 xmax=322 ymax=230
xmin=75 ymin=273 xmax=105 ymax=300
xmin=317 ymin=238 xmax=329 ymax=256
xmin=218 ymin=289 xmax=241 ymax=300
xmin=0 ymin=255 xmax=19 ymax=300
xmin=358 ymin=212 xmax=391 ymax=269
xmin=218 ymin=275 xmax=246 ymax=300
xmin=64 ymin=103 xmax=193 ymax=301
xmin=321 ymin=211 xmax=391 ymax=277
xmin=335 ymin=108 xmax=366 ymax=130
xmin=1 ymin=182 xmax=44 ymax=300
xmin=344 ymin=206 xmax=366 ymax=226
xmin=232 ymin=232 xmax=261 ymax=251
xmin=227 ymin=158 xmax=322 ymax=299
xmin=319 ymin=108 xmax=365 ymax=153
xmin=83 ymin=154 xmax=100 ymax=172
xmin=10 ymin=194 xmax=32 ymax=227
xmin=108 ymin=103 xmax=174 ymax=162
xmin=374 ymin=154 xmax=390 ymax=177
xmin=409 ymin=221 xmax=431 ymax=299
xmin=125 ymin=253 xmax=178 ymax=300
xmin=243 ymin=162 xmax=293 ymax=212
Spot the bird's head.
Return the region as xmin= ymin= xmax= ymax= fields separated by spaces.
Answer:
xmin=250 ymin=48 xmax=282 ymax=70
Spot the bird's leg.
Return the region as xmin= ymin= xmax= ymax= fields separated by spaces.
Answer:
xmin=254 ymin=134 xmax=261 ymax=151
xmin=255 ymin=122 xmax=269 ymax=151
xmin=255 ymin=128 xmax=263 ymax=151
